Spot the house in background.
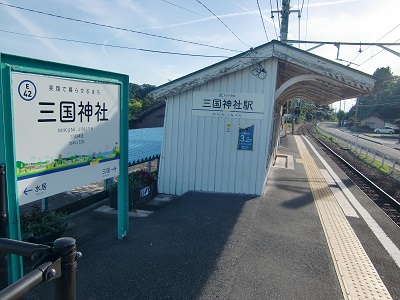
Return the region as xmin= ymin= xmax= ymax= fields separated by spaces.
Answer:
xmin=360 ymin=115 xmax=384 ymax=129
xmin=360 ymin=115 xmax=399 ymax=129
xmin=129 ymin=101 xmax=166 ymax=129
xmin=384 ymin=122 xmax=400 ymax=129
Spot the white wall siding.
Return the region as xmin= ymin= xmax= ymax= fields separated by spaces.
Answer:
xmin=159 ymin=58 xmax=278 ymax=195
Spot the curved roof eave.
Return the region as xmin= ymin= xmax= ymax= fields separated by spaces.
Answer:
xmin=274 ymin=73 xmax=368 ymax=109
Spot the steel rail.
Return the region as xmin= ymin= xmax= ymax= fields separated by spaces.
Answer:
xmin=304 ymin=125 xmax=400 ymax=211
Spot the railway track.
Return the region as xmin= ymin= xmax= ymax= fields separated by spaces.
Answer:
xmin=298 ymin=124 xmax=400 ymax=226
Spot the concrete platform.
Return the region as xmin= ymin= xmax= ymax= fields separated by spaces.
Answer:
xmin=25 ymin=134 xmax=400 ymax=300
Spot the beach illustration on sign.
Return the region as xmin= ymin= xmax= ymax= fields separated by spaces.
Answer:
xmin=16 ymin=143 xmax=120 ymax=180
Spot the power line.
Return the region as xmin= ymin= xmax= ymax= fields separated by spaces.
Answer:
xmin=276 ymin=0 xmax=281 ymax=33
xmin=357 ymin=102 xmax=400 ymax=107
xmin=256 ymin=0 xmax=269 ymax=41
xmin=298 ymin=0 xmax=305 ymax=48
xmin=0 ymin=2 xmax=240 ymax=53
xmin=1 ymin=28 xmax=291 ymax=61
xmin=287 ymin=39 xmax=400 ymax=65
xmin=304 ymin=0 xmax=309 ymax=44
xmin=357 ymin=37 xmax=400 ymax=68
xmin=161 ymin=0 xmax=207 ymax=17
xmin=300 ymin=0 xmax=305 ymax=14
xmin=194 ymin=0 xmax=251 ymax=48
xmin=0 ymin=29 xmax=231 ymax=58
xmin=270 ymin=0 xmax=279 ymax=39
xmin=286 ymin=40 xmax=400 ymax=46
xmin=297 ymin=0 xmax=301 ymax=48
xmin=393 ymin=65 xmax=400 ymax=72
xmin=349 ymin=22 xmax=400 ymax=66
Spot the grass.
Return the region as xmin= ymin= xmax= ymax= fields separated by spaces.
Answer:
xmin=315 ymin=127 xmax=329 ymax=139
xmin=364 ymin=133 xmax=399 ymax=139
xmin=318 ymin=130 xmax=397 ymax=177
xmin=357 ymin=154 xmax=394 ymax=175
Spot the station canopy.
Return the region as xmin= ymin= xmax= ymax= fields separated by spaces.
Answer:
xmin=151 ymin=40 xmax=375 ymax=109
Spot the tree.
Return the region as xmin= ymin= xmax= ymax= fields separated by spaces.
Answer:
xmin=141 ymin=94 xmax=160 ymax=111
xmin=355 ymin=67 xmax=400 ymax=123
xmin=337 ymin=110 xmax=346 ymax=126
xmin=346 ymin=117 xmax=358 ymax=128
xmin=129 ymin=100 xmax=142 ymax=121
xmin=373 ymin=67 xmax=393 ymax=92
xmin=128 ymin=83 xmax=163 ymax=119
xmin=129 ymin=83 xmax=156 ymax=100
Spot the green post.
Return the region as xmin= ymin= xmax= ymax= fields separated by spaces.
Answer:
xmin=118 ymin=75 xmax=129 ymax=239
xmin=41 ymin=197 xmax=48 ymax=211
xmin=0 ymin=56 xmax=23 ymax=282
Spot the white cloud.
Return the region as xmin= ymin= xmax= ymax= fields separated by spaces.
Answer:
xmin=2 ymin=0 xmax=66 ymax=61
xmin=118 ymin=0 xmax=159 ymax=26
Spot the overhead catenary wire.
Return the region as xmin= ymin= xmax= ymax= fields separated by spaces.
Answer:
xmin=297 ymin=0 xmax=302 ymax=48
xmin=256 ymin=0 xmax=269 ymax=41
xmin=356 ymin=101 xmax=400 ymax=106
xmin=393 ymin=65 xmax=400 ymax=73
xmin=161 ymin=0 xmax=208 ymax=17
xmin=300 ymin=0 xmax=305 ymax=14
xmin=270 ymin=0 xmax=279 ymax=39
xmin=1 ymin=28 xmax=297 ymax=63
xmin=300 ymin=0 xmax=307 ymax=48
xmin=0 ymin=2 xmax=241 ymax=53
xmin=304 ymin=0 xmax=310 ymax=46
xmin=286 ymin=39 xmax=400 ymax=68
xmin=286 ymin=40 xmax=400 ymax=46
xmin=0 ymin=29 xmax=232 ymax=58
xmin=194 ymin=0 xmax=251 ymax=48
xmin=349 ymin=22 xmax=400 ymax=66
xmin=357 ymin=37 xmax=400 ymax=68
xmin=276 ymin=0 xmax=281 ymax=33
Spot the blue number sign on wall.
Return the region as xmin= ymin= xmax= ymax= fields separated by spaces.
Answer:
xmin=237 ymin=125 xmax=254 ymax=150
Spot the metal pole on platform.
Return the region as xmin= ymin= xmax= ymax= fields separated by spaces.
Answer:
xmin=41 ymin=198 xmax=48 ymax=212
xmin=0 ymin=164 xmax=8 ymax=289
xmin=103 ymin=178 xmax=113 ymax=190
xmin=291 ymin=105 xmax=295 ymax=135
xmin=0 ymin=165 xmax=7 ymax=237
xmin=354 ymin=98 xmax=360 ymax=130
xmin=117 ymin=75 xmax=129 ymax=240
xmin=54 ymin=237 xmax=79 ymax=300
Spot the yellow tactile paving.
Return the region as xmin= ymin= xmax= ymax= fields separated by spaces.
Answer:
xmin=294 ymin=136 xmax=392 ymax=300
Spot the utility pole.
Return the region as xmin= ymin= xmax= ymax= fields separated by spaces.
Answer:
xmin=281 ymin=0 xmax=290 ymax=43
xmin=271 ymin=0 xmax=300 ymax=44
xmin=274 ymin=0 xmax=300 ymax=134
xmin=354 ymin=98 xmax=360 ymax=131
xmin=343 ymin=101 xmax=346 ymax=125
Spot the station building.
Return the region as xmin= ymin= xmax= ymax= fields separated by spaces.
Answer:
xmin=151 ymin=40 xmax=375 ymax=196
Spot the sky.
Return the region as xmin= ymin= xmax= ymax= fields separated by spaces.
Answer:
xmin=1 ymin=0 xmax=399 ymax=112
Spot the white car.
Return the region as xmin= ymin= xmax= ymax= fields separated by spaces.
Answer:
xmin=374 ymin=126 xmax=395 ymax=134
